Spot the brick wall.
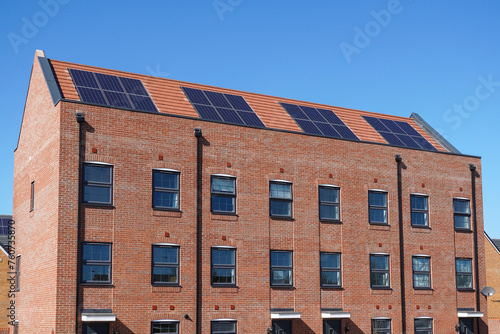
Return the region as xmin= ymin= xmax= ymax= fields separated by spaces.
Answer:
xmin=486 ymin=235 xmax=500 ymax=333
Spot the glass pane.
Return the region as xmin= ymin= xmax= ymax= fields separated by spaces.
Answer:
xmin=369 ymin=192 xmax=387 ymax=207
xmin=212 ymin=268 xmax=235 ymax=284
xmin=84 ymin=165 xmax=111 ymax=183
xmin=319 ymin=187 xmax=339 ymax=203
xmin=154 ymin=172 xmax=178 ymax=190
xmin=415 ymin=318 xmax=432 ymax=329
xmin=372 ymin=319 xmax=391 ymax=330
xmin=371 ymin=272 xmax=389 ymax=287
xmin=271 ymin=251 xmax=292 ymax=267
xmin=320 ymin=204 xmax=339 ymax=220
xmin=83 ymin=244 xmax=110 ymax=261
xmin=82 ymin=264 xmax=110 ymax=282
xmin=212 ymin=321 xmax=236 ymax=332
xmin=212 ymin=249 xmax=235 ymax=265
xmin=413 ymin=257 xmax=430 ymax=271
xmin=369 ymin=208 xmax=387 ymax=223
xmin=456 ymin=259 xmax=472 ymax=272
xmin=454 ymin=215 xmax=470 ymax=229
xmin=153 ymin=247 xmax=178 ymax=264
xmin=212 ymin=195 xmax=235 ymax=212
xmin=411 ymin=212 xmax=428 ymax=226
xmin=454 ymin=199 xmax=470 ymax=214
xmin=270 ymin=183 xmax=292 ymax=199
xmin=272 ymin=269 xmax=292 ymax=285
xmin=153 ymin=267 xmax=178 ymax=283
xmin=414 ymin=274 xmax=430 ymax=288
xmin=371 ymin=256 xmax=388 ymax=270
xmin=212 ymin=177 xmax=235 ymax=193
xmin=321 ymin=271 xmax=340 ymax=286
xmin=152 ymin=322 xmax=178 ymax=333
xmin=411 ymin=196 xmax=427 ymax=210
xmin=457 ymin=274 xmax=473 ymax=288
xmin=321 ymin=253 xmax=340 ymax=269
xmin=83 ymin=185 xmax=111 ymax=203
xmin=153 ymin=191 xmax=179 ymax=209
xmin=270 ymin=200 xmax=291 ymax=216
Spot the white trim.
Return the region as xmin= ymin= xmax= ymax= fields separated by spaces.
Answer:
xmin=212 ymin=318 xmax=237 ymax=322
xmin=368 ymin=189 xmax=387 ymax=192
xmin=270 ymin=311 xmax=301 ymax=319
xmin=152 ymin=319 xmax=180 ymax=323
xmin=413 ymin=254 xmax=430 ymax=257
xmin=81 ymin=313 xmax=116 ymax=322
xmin=370 ymin=252 xmax=390 ymax=255
xmin=212 ymin=245 xmax=236 ymax=249
xmin=153 ymin=168 xmax=180 ymax=173
xmin=153 ymin=243 xmax=180 ymax=247
xmin=414 ymin=316 xmax=433 ymax=319
xmin=270 ymin=179 xmax=292 ymax=183
xmin=84 ymin=161 xmax=113 ymax=166
xmin=411 ymin=193 xmax=428 ymax=196
xmin=457 ymin=311 xmax=483 ymax=318
xmin=212 ymin=174 xmax=235 ymax=178
xmin=0 ymin=246 xmax=9 ymax=257
xmin=319 ymin=184 xmax=339 ymax=188
xmin=321 ymin=311 xmax=351 ymax=319
xmin=454 ymin=197 xmax=470 ymax=200
xmin=372 ymin=317 xmax=391 ymax=320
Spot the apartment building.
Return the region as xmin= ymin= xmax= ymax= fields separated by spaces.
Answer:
xmin=13 ymin=50 xmax=488 ymax=333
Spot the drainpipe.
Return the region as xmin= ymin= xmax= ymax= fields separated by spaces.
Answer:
xmin=75 ymin=112 xmax=85 ymax=334
xmin=395 ymin=154 xmax=407 ymax=333
xmin=470 ymin=164 xmax=481 ymax=333
xmin=194 ymin=128 xmax=203 ymax=334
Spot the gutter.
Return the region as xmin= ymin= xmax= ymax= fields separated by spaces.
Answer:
xmin=469 ymin=164 xmax=481 ymax=333
xmin=395 ymin=154 xmax=407 ymax=333
xmin=75 ymin=112 xmax=85 ymax=334
xmin=194 ymin=128 xmax=203 ymax=334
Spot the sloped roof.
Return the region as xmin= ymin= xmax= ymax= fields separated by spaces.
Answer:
xmin=485 ymin=232 xmax=500 ymax=255
xmin=41 ymin=55 xmax=454 ymax=153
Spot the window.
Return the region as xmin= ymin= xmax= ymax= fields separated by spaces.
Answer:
xmin=270 ymin=250 xmax=293 ymax=286
xmin=82 ymin=243 xmax=112 ymax=284
xmin=212 ymin=320 xmax=237 ymax=334
xmin=371 ymin=319 xmax=391 ymax=334
xmin=370 ymin=254 xmax=390 ymax=288
xmin=83 ymin=163 xmax=113 ymax=205
xmin=270 ymin=181 xmax=292 ymax=218
xmin=151 ymin=321 xmax=179 ymax=334
xmin=411 ymin=195 xmax=428 ymax=227
xmin=414 ymin=318 xmax=433 ymax=334
xmin=30 ymin=181 xmax=34 ymax=211
xmin=454 ymin=198 xmax=471 ymax=230
xmin=369 ymin=191 xmax=388 ymax=224
xmin=319 ymin=186 xmax=340 ymax=221
xmin=320 ymin=252 xmax=341 ymax=287
xmin=413 ymin=256 xmax=431 ymax=289
xmin=15 ymin=255 xmax=20 ymax=291
xmin=152 ymin=245 xmax=179 ymax=285
xmin=211 ymin=175 xmax=236 ymax=213
xmin=456 ymin=258 xmax=473 ymax=289
xmin=211 ymin=247 xmax=236 ymax=286
xmin=153 ymin=170 xmax=180 ymax=210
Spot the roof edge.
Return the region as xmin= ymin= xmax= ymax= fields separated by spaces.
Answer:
xmin=410 ymin=113 xmax=461 ymax=154
xmin=485 ymin=232 xmax=500 ymax=255
xmin=38 ymin=56 xmax=62 ymax=106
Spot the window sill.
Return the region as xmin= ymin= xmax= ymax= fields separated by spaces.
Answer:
xmin=270 ymin=216 xmax=295 ymax=221
xmin=211 ymin=211 xmax=238 ymax=216
xmin=271 ymin=285 xmax=295 ymax=289
xmin=211 ymin=284 xmax=238 ymax=288
xmin=81 ymin=283 xmax=114 ymax=287
xmin=152 ymin=283 xmax=181 ymax=287
xmin=457 ymin=288 xmax=475 ymax=292
xmin=371 ymin=286 xmax=392 ymax=290
xmin=82 ymin=203 xmax=115 ymax=209
xmin=455 ymin=228 xmax=473 ymax=233
xmin=413 ymin=287 xmax=433 ymax=291
xmin=320 ymin=219 xmax=342 ymax=224
xmin=152 ymin=207 xmax=182 ymax=212
xmin=321 ymin=286 xmax=344 ymax=290
xmin=411 ymin=225 xmax=431 ymax=229
xmin=369 ymin=222 xmax=389 ymax=226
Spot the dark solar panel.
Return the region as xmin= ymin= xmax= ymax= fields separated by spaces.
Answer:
xmin=181 ymin=87 xmax=266 ymax=128
xmin=69 ymin=68 xmax=158 ymax=113
xmin=0 ymin=218 xmax=10 ymax=235
xmin=280 ymin=103 xmax=359 ymax=141
xmin=363 ymin=116 xmax=437 ymax=151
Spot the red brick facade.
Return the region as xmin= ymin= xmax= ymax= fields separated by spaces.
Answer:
xmin=13 ymin=53 xmax=488 ymax=333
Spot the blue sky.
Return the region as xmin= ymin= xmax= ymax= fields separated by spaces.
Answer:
xmin=1 ymin=1 xmax=500 ymax=236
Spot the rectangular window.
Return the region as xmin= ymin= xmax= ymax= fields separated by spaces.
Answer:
xmin=454 ymin=198 xmax=471 ymax=230
xmin=456 ymin=258 xmax=473 ymax=289
xmin=413 ymin=256 xmax=431 ymax=289
xmin=15 ymin=255 xmax=20 ymax=291
xmin=152 ymin=245 xmax=179 ymax=285
xmin=411 ymin=195 xmax=428 ymax=227
xmin=82 ymin=243 xmax=112 ymax=284
xmin=319 ymin=186 xmax=340 ymax=221
xmin=83 ymin=163 xmax=113 ymax=205
xmin=414 ymin=318 xmax=433 ymax=334
xmin=211 ymin=175 xmax=236 ymax=214
xmin=369 ymin=191 xmax=388 ymax=224
xmin=153 ymin=170 xmax=180 ymax=210
xmin=320 ymin=252 xmax=341 ymax=287
xmin=212 ymin=320 xmax=237 ymax=334
xmin=270 ymin=250 xmax=293 ymax=286
xmin=370 ymin=254 xmax=390 ymax=288
xmin=270 ymin=181 xmax=292 ymax=218
xmin=372 ymin=319 xmax=391 ymax=334
xmin=151 ymin=321 xmax=179 ymax=334
xmin=211 ymin=247 xmax=236 ymax=286
xmin=30 ymin=181 xmax=34 ymax=211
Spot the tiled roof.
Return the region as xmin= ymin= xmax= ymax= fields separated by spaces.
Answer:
xmin=48 ymin=58 xmax=447 ymax=152
xmin=493 ymin=239 xmax=500 ymax=252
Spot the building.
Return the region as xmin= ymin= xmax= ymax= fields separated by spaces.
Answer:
xmin=13 ymin=50 xmax=488 ymax=333
xmin=0 ymin=216 xmax=15 ymax=334
xmin=485 ymin=232 xmax=500 ymax=332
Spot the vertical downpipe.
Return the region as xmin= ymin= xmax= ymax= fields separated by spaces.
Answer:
xmin=194 ymin=128 xmax=203 ymax=334
xmin=470 ymin=164 xmax=481 ymax=333
xmin=75 ymin=112 xmax=85 ymax=334
xmin=395 ymin=154 xmax=407 ymax=333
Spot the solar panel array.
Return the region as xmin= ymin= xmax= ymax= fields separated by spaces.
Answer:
xmin=280 ymin=103 xmax=359 ymax=141
xmin=0 ymin=218 xmax=11 ymax=235
xmin=363 ymin=116 xmax=437 ymax=151
xmin=69 ymin=69 xmax=158 ymax=113
xmin=181 ymin=87 xmax=266 ymax=128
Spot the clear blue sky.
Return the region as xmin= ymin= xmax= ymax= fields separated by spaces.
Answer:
xmin=1 ymin=1 xmax=500 ymax=236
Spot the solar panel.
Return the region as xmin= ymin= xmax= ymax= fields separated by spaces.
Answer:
xmin=69 ymin=69 xmax=158 ymax=113
xmin=181 ymin=87 xmax=266 ymax=128
xmin=363 ymin=116 xmax=437 ymax=151
xmin=280 ymin=103 xmax=359 ymax=141
xmin=0 ymin=218 xmax=10 ymax=235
